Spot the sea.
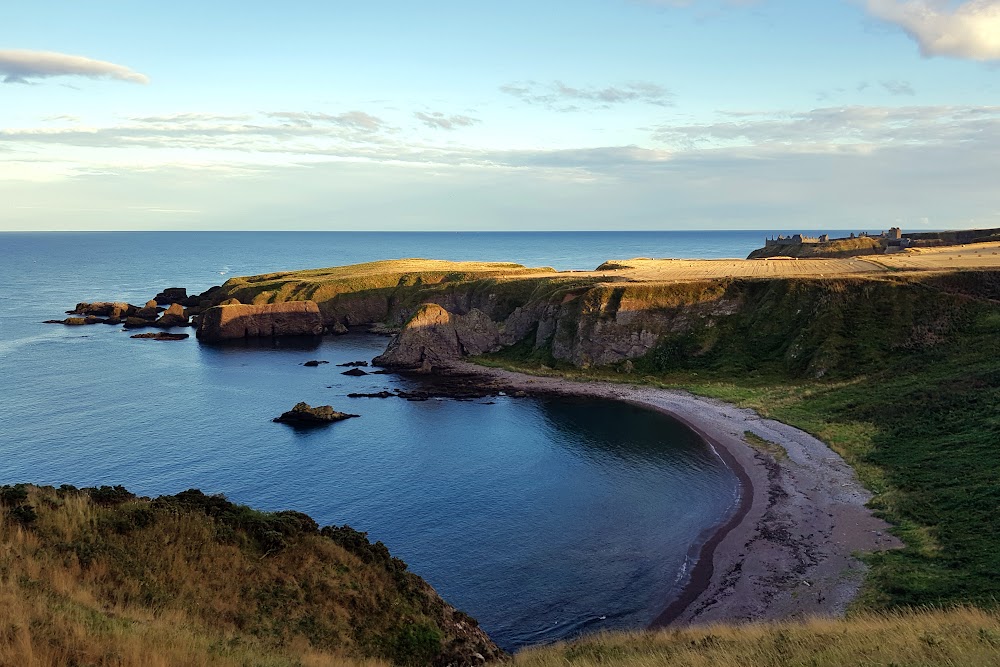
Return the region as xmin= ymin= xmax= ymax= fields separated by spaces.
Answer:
xmin=0 ymin=230 xmax=806 ymax=649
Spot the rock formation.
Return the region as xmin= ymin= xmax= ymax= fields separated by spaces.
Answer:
xmin=196 ymin=301 xmax=324 ymax=342
xmin=372 ymin=304 xmax=500 ymax=371
xmin=153 ymin=287 xmax=187 ymax=305
xmin=154 ymin=303 xmax=189 ymax=328
xmin=272 ymin=402 xmax=359 ymax=426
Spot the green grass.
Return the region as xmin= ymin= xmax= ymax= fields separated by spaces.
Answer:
xmin=479 ymin=271 xmax=1000 ymax=612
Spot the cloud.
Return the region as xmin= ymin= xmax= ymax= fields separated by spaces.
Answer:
xmin=500 ymin=80 xmax=673 ymax=111
xmin=881 ymin=79 xmax=916 ymax=95
xmin=413 ymin=111 xmax=479 ymax=130
xmin=265 ymin=111 xmax=385 ymax=131
xmin=653 ymin=105 xmax=1000 ymax=149
xmin=0 ymin=49 xmax=149 ymax=84
xmin=866 ymin=0 xmax=1000 ymax=61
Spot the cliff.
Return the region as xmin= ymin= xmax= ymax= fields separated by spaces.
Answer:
xmin=0 ymin=484 xmax=502 ymax=667
xmin=197 ymin=301 xmax=325 ymax=341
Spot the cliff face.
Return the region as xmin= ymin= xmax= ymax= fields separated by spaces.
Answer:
xmin=197 ymin=301 xmax=325 ymax=341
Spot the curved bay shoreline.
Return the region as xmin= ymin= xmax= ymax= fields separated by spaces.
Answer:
xmin=443 ymin=361 xmax=901 ymax=629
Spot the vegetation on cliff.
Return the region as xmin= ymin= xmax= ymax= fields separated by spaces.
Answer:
xmin=0 ymin=484 xmax=501 ymax=667
xmin=480 ymin=270 xmax=1000 ymax=611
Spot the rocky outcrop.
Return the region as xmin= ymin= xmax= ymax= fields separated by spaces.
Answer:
xmin=153 ymin=287 xmax=187 ymax=305
xmin=372 ymin=304 xmax=500 ymax=371
xmin=69 ymin=302 xmax=134 ymax=319
xmin=196 ymin=301 xmax=324 ymax=342
xmin=272 ymin=402 xmax=359 ymax=426
xmin=154 ymin=303 xmax=189 ymax=328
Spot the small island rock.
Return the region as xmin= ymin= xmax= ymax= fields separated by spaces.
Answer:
xmin=273 ymin=402 xmax=359 ymax=426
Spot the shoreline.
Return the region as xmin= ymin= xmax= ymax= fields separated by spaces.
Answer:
xmin=442 ymin=362 xmax=901 ymax=628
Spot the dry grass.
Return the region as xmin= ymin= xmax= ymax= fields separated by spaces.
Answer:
xmin=0 ymin=486 xmax=488 ymax=667
xmin=516 ymin=607 xmax=1000 ymax=667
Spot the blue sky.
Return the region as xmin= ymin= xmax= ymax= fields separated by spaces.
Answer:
xmin=2 ymin=0 xmax=999 ymax=231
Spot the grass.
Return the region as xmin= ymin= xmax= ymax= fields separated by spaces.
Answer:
xmin=0 ymin=485 xmax=498 ymax=667
xmin=479 ymin=271 xmax=1000 ymax=612
xmin=516 ymin=607 xmax=1000 ymax=667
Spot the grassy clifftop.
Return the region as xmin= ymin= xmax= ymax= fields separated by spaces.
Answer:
xmin=0 ymin=485 xmax=500 ymax=667
xmin=747 ymin=236 xmax=884 ymax=259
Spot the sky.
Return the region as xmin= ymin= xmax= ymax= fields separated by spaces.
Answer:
xmin=2 ymin=0 xmax=999 ymax=231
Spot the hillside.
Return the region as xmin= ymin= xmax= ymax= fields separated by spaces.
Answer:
xmin=0 ymin=485 xmax=501 ymax=667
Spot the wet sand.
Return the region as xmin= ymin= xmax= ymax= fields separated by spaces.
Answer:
xmin=444 ymin=362 xmax=901 ymax=627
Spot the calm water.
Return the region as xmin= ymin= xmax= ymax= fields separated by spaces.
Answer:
xmin=0 ymin=232 xmax=758 ymax=649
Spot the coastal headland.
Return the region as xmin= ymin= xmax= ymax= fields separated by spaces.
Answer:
xmin=29 ymin=240 xmax=1000 ymax=662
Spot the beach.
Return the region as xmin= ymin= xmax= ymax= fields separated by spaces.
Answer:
xmin=446 ymin=361 xmax=901 ymax=627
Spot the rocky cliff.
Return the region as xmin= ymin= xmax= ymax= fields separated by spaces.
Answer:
xmin=197 ymin=301 xmax=324 ymax=341
xmin=373 ymin=304 xmax=501 ymax=371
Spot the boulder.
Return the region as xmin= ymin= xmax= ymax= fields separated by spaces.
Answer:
xmin=196 ymin=301 xmax=325 ymax=342
xmin=303 ymin=360 xmax=329 ymax=367
xmin=337 ymin=361 xmax=369 ymax=367
xmin=272 ymin=402 xmax=359 ymax=427
xmin=341 ymin=368 xmax=368 ymax=376
xmin=328 ymin=320 xmax=349 ymax=335
xmin=373 ymin=304 xmax=500 ymax=371
xmin=44 ymin=316 xmax=102 ymax=325
xmin=154 ymin=302 xmax=189 ymax=328
xmin=123 ymin=317 xmax=153 ymax=329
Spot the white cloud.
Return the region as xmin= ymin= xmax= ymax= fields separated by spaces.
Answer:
xmin=866 ymin=0 xmax=1000 ymax=61
xmin=501 ymin=80 xmax=673 ymax=111
xmin=0 ymin=49 xmax=149 ymax=84
xmin=414 ymin=111 xmax=479 ymax=130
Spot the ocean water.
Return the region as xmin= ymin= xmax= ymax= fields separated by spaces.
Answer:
xmin=0 ymin=231 xmax=760 ymax=649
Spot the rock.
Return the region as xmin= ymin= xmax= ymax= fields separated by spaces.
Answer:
xmin=135 ymin=303 xmax=161 ymax=320
xmin=144 ymin=300 xmax=158 ymax=309
xmin=328 ymin=320 xmax=349 ymax=335
xmin=153 ymin=287 xmax=187 ymax=305
xmin=336 ymin=361 xmax=369 ymax=367
xmin=44 ymin=317 xmax=99 ymax=325
xmin=373 ymin=304 xmax=500 ymax=371
xmin=302 ymin=360 xmax=329 ymax=367
xmin=347 ymin=391 xmax=394 ymax=398
xmin=272 ymin=402 xmax=359 ymax=427
xmin=154 ymin=302 xmax=189 ymax=328
xmin=219 ymin=298 xmax=242 ymax=306
xmin=130 ymin=332 xmax=190 ymax=341
xmin=123 ymin=317 xmax=153 ymax=329
xmin=68 ymin=302 xmax=134 ymax=318
xmin=341 ymin=368 xmax=368 ymax=376
xmin=196 ymin=301 xmax=325 ymax=342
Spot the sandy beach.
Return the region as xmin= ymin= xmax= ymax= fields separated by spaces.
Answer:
xmin=445 ymin=361 xmax=901 ymax=627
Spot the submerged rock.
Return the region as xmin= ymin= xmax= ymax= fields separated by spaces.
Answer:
xmin=130 ymin=332 xmax=190 ymax=341
xmin=303 ymin=360 xmax=329 ymax=367
xmin=341 ymin=368 xmax=368 ymax=376
xmin=337 ymin=361 xmax=369 ymax=367
xmin=273 ymin=402 xmax=359 ymax=426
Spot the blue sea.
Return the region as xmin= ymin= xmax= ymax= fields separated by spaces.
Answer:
xmin=0 ymin=231 xmax=787 ymax=649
